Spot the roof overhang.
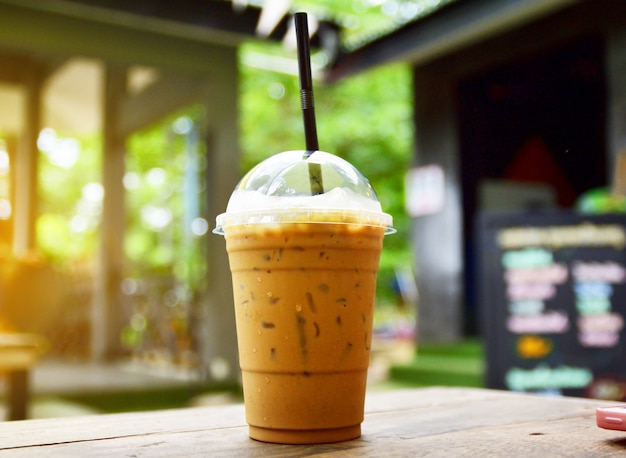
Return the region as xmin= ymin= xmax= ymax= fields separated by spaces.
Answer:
xmin=1 ymin=0 xmax=336 ymax=48
xmin=326 ymin=0 xmax=578 ymax=83
xmin=0 ymin=0 xmax=340 ymax=134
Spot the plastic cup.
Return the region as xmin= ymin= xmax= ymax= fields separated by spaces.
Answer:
xmin=214 ymin=150 xmax=394 ymax=444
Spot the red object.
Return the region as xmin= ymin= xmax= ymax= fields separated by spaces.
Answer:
xmin=503 ymin=137 xmax=578 ymax=206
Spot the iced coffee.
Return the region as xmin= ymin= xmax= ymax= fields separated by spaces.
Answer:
xmin=214 ymin=150 xmax=393 ymax=444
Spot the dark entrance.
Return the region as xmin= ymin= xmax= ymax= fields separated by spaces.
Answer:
xmin=457 ymin=35 xmax=608 ymax=335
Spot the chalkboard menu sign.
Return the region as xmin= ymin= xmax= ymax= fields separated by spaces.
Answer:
xmin=478 ymin=211 xmax=626 ymax=400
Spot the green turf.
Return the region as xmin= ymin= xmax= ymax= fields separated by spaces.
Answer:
xmin=388 ymin=338 xmax=486 ymax=388
xmin=52 ymin=384 xmax=242 ymax=414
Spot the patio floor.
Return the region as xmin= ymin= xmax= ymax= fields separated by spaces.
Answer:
xmin=1 ymin=337 xmax=418 ymax=421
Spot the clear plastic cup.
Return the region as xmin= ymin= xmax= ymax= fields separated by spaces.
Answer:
xmin=214 ymin=150 xmax=394 ymax=444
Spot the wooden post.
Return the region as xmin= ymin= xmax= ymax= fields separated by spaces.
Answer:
xmin=607 ymin=28 xmax=626 ymax=195
xmin=13 ymin=61 xmax=42 ymax=256
xmin=7 ymin=370 xmax=28 ymax=421
xmin=411 ymin=67 xmax=464 ymax=344
xmin=0 ymin=136 xmax=17 ymax=246
xmin=92 ymin=63 xmax=127 ymax=360
xmin=196 ymin=49 xmax=240 ymax=383
xmin=612 ymin=152 xmax=626 ymax=196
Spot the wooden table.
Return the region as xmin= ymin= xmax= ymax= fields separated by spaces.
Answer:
xmin=0 ymin=333 xmax=44 ymax=421
xmin=0 ymin=387 xmax=625 ymax=456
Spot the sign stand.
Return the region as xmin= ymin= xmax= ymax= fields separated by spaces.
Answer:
xmin=478 ymin=211 xmax=626 ymax=400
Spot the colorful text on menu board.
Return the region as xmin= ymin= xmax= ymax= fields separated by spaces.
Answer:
xmin=482 ymin=216 xmax=626 ymax=400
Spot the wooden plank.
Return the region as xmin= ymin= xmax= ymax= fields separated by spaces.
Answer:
xmin=0 ymin=392 xmax=620 ymax=457
xmin=0 ymin=404 xmax=246 ymax=449
xmin=0 ymin=387 xmax=492 ymax=447
xmin=0 ymin=347 xmax=38 ymax=370
xmin=0 ymin=334 xmax=44 ymax=370
xmin=0 ymin=388 xmax=618 ymax=456
xmin=405 ymin=415 xmax=626 ymax=457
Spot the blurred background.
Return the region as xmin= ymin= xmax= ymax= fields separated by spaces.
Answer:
xmin=1 ymin=0 xmax=625 ymax=419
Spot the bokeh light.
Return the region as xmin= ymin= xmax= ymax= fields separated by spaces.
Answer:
xmin=141 ymin=205 xmax=172 ymax=231
xmin=123 ymin=172 xmax=141 ymax=190
xmin=190 ymin=217 xmax=209 ymax=236
xmin=173 ymin=116 xmax=193 ymax=135
xmin=38 ymin=128 xmax=81 ymax=169
xmin=146 ymin=168 xmax=167 ymax=187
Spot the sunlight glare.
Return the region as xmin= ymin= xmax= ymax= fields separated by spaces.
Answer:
xmin=82 ymin=182 xmax=104 ymax=202
xmin=37 ymin=127 xmax=57 ymax=152
xmin=0 ymin=199 xmax=11 ymax=219
xmin=0 ymin=149 xmax=9 ymax=175
xmin=51 ymin=138 xmax=81 ymax=168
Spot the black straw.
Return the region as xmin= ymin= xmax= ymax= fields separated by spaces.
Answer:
xmin=294 ymin=12 xmax=323 ymax=194
xmin=295 ymin=12 xmax=319 ymax=153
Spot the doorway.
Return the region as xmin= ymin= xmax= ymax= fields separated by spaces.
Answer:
xmin=457 ymin=35 xmax=608 ymax=334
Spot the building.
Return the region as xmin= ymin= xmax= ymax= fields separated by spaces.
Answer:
xmin=0 ymin=0 xmax=338 ymax=382
xmin=327 ymin=0 xmax=626 ymax=342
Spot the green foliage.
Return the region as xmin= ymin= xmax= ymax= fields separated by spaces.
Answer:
xmin=37 ymin=132 xmax=101 ymax=263
xmin=124 ymin=106 xmax=209 ymax=291
xmin=240 ymin=47 xmax=414 ymax=304
xmin=30 ymin=2 xmax=417 ymax=338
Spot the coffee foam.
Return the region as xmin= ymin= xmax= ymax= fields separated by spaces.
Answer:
xmin=226 ymin=187 xmax=383 ymax=213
